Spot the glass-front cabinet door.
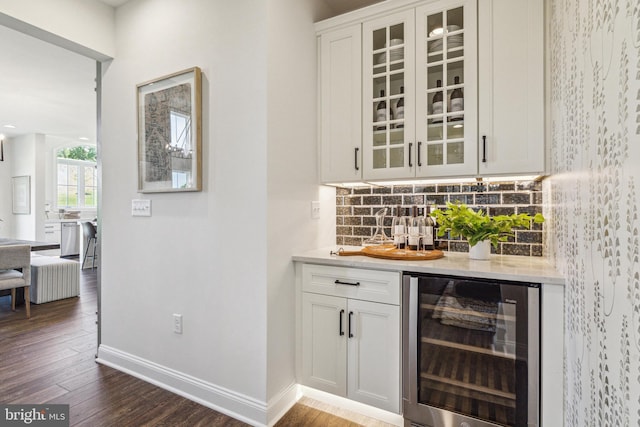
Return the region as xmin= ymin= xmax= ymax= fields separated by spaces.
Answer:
xmin=415 ymin=0 xmax=477 ymax=178
xmin=362 ymin=10 xmax=415 ymax=180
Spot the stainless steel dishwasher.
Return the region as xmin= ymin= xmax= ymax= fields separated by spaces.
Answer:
xmin=60 ymin=222 xmax=79 ymax=257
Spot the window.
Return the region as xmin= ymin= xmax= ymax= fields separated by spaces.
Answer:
xmin=56 ymin=146 xmax=97 ymax=208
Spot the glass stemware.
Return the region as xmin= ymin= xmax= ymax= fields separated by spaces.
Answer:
xmin=364 ymin=207 xmax=394 ymax=245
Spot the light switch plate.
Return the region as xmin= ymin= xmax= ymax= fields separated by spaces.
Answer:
xmin=132 ymin=199 xmax=151 ymax=217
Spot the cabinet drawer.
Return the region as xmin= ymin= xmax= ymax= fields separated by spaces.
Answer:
xmin=302 ymin=264 xmax=400 ymax=305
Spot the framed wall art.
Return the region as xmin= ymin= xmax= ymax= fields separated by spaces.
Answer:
xmin=12 ymin=175 xmax=31 ymax=214
xmin=137 ymin=67 xmax=202 ymax=193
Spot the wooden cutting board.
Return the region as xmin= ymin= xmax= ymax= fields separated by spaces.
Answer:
xmin=336 ymin=244 xmax=444 ymax=261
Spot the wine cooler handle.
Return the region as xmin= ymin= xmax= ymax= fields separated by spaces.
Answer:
xmin=408 ymin=142 xmax=413 ymax=167
xmin=482 ymin=135 xmax=487 ymax=163
xmin=417 ymin=141 xmax=423 ymax=167
xmin=404 ymin=276 xmax=419 ymax=404
xmin=354 ymin=147 xmax=360 ymax=171
xmin=334 ymin=279 xmax=360 ymax=287
xmin=348 ymin=311 xmax=354 ymax=338
xmin=339 ymin=309 xmax=345 ymax=336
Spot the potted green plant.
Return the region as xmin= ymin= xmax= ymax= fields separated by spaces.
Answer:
xmin=431 ymin=202 xmax=544 ymax=260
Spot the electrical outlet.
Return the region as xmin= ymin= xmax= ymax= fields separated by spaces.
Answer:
xmin=311 ymin=201 xmax=320 ymax=219
xmin=173 ymin=314 xmax=183 ymax=334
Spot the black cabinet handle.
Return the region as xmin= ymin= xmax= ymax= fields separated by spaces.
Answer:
xmin=417 ymin=141 xmax=422 ymax=167
xmin=339 ymin=309 xmax=345 ymax=336
xmin=354 ymin=147 xmax=360 ymax=171
xmin=482 ymin=135 xmax=487 ymax=163
xmin=408 ymin=142 xmax=413 ymax=167
xmin=348 ymin=311 xmax=354 ymax=338
xmin=334 ymin=279 xmax=360 ymax=286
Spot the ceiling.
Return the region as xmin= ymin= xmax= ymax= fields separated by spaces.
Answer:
xmin=96 ymin=0 xmax=386 ymax=16
xmin=322 ymin=0 xmax=386 ymax=17
xmin=0 ymin=25 xmax=96 ymax=142
xmin=0 ymin=0 xmax=383 ymax=143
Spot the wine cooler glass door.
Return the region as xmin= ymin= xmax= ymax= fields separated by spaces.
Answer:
xmin=403 ymin=274 xmax=540 ymax=427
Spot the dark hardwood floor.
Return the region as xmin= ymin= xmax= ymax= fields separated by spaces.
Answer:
xmin=0 ymin=266 xmax=387 ymax=426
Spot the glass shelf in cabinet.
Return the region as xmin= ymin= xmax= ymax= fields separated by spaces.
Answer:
xmin=389 ymin=121 xmax=405 ymax=130
xmin=426 ymin=115 xmax=446 ymax=125
xmin=426 ymin=116 xmax=464 ymax=125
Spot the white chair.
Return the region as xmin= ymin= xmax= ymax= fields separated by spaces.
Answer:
xmin=0 ymin=244 xmax=31 ymax=318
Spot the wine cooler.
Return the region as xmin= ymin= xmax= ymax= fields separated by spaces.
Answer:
xmin=402 ymin=273 xmax=539 ymax=427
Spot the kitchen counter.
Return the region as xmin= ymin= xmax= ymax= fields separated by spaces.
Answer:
xmin=293 ymin=246 xmax=564 ymax=285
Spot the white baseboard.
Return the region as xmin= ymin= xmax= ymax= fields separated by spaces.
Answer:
xmin=266 ymin=382 xmax=298 ymax=426
xmin=97 ymin=345 xmax=295 ymax=426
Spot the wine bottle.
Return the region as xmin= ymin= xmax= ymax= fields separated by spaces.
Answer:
xmin=376 ymin=89 xmax=388 ymax=130
xmin=395 ymin=86 xmax=404 ymax=128
xmin=408 ymin=205 xmax=420 ymax=251
xmin=422 ymin=205 xmax=435 ymax=250
xmin=450 ymin=76 xmax=464 ymax=116
xmin=392 ymin=205 xmax=406 ymax=249
xmin=432 ymin=80 xmax=443 ymax=122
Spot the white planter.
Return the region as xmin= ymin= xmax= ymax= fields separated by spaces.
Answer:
xmin=469 ymin=240 xmax=491 ymax=260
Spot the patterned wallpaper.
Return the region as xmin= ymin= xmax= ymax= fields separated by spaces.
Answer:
xmin=547 ymin=0 xmax=640 ymax=425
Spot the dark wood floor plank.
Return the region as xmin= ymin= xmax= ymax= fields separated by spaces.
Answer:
xmin=0 ymin=265 xmax=384 ymax=426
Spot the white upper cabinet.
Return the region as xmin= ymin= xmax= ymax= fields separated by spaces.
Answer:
xmin=316 ymin=0 xmax=544 ymax=183
xmin=362 ymin=10 xmax=416 ymax=180
xmin=478 ymin=0 xmax=544 ymax=176
xmin=319 ymin=25 xmax=362 ymax=183
xmin=415 ymin=0 xmax=478 ymax=178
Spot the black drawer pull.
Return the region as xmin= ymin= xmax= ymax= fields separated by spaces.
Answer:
xmin=339 ymin=309 xmax=345 ymax=336
xmin=354 ymin=147 xmax=360 ymax=171
xmin=348 ymin=311 xmax=354 ymax=338
xmin=334 ymin=279 xmax=360 ymax=287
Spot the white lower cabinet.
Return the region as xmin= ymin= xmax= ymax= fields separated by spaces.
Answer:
xmin=301 ymin=264 xmax=400 ymax=413
xmin=44 ymin=223 xmax=61 ymax=243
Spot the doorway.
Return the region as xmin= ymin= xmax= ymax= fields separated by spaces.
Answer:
xmin=0 ymin=23 xmax=103 ymax=348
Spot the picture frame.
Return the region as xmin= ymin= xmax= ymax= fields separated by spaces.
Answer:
xmin=137 ymin=67 xmax=202 ymax=193
xmin=12 ymin=176 xmax=31 ymax=214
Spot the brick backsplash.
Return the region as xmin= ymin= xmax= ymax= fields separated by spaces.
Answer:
xmin=335 ymin=180 xmax=544 ymax=257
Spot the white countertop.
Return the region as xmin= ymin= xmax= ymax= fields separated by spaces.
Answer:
xmin=45 ymin=219 xmax=92 ymax=223
xmin=293 ymin=246 xmax=565 ymax=285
